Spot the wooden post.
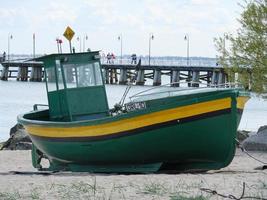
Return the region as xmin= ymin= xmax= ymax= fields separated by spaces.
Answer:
xmin=171 ymin=70 xmax=180 ymax=87
xmin=192 ymin=71 xmax=200 ymax=87
xmin=136 ymin=69 xmax=145 ymax=85
xmin=119 ymin=68 xmax=127 ymax=85
xmin=211 ymin=71 xmax=218 ymax=87
xmin=21 ymin=67 xmax=28 ymax=81
xmin=114 ymin=69 xmax=118 ymax=83
xmin=17 ymin=66 xmax=22 ymax=81
xmin=207 ymin=71 xmax=212 ymax=85
xmin=30 ymin=66 xmax=36 ymax=81
xmin=217 ymin=71 xmax=225 ymax=87
xmin=0 ymin=66 xmax=9 ymax=80
xmin=187 ymin=71 xmax=192 ymax=87
xmin=37 ymin=67 xmax=42 ymax=81
xmin=104 ymin=68 xmax=109 ymax=84
xmin=153 ymin=69 xmax=161 ymax=86
xmin=109 ymin=69 xmax=114 ymax=84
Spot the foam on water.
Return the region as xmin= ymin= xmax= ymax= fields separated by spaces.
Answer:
xmin=0 ymin=80 xmax=266 ymax=142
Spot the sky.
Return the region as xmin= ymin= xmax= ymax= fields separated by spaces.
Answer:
xmin=0 ymin=0 xmax=242 ymax=57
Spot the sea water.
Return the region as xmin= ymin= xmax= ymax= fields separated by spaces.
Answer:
xmin=0 ymin=80 xmax=266 ymax=142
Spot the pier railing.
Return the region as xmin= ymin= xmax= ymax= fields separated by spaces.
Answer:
xmin=101 ymin=57 xmax=217 ymax=67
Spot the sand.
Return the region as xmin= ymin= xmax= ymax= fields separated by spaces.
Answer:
xmin=0 ymin=149 xmax=266 ymax=200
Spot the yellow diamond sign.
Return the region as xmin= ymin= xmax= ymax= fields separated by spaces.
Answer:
xmin=63 ymin=26 xmax=75 ymax=41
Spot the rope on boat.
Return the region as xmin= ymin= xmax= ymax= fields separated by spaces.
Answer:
xmin=200 ymin=182 xmax=267 ymax=200
xmin=200 ymin=139 xmax=267 ymax=199
xmin=235 ymin=138 xmax=267 ymax=165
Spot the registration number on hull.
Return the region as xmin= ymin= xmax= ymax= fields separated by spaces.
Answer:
xmin=125 ymin=102 xmax=146 ymax=112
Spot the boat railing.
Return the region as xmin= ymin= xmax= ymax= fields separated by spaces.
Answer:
xmin=129 ymin=81 xmax=243 ymax=100
xmin=33 ymin=104 xmax=49 ymax=111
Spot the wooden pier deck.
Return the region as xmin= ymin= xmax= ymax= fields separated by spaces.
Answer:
xmin=0 ymin=59 xmax=226 ymax=86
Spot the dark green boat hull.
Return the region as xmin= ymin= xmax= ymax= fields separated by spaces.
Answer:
xmin=18 ymin=89 xmax=249 ymax=173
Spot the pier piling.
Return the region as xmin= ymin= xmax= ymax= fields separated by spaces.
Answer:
xmin=153 ymin=69 xmax=161 ymax=86
xmin=211 ymin=71 xmax=218 ymax=86
xmin=218 ymin=72 xmax=225 ymax=87
xmin=171 ymin=70 xmax=180 ymax=87
xmin=192 ymin=71 xmax=200 ymax=87
xmin=119 ymin=68 xmax=127 ymax=85
xmin=30 ymin=66 xmax=42 ymax=82
xmin=136 ymin=69 xmax=145 ymax=85
xmin=0 ymin=66 xmax=9 ymax=80
xmin=17 ymin=66 xmax=28 ymax=81
xmin=1 ymin=60 xmax=231 ymax=87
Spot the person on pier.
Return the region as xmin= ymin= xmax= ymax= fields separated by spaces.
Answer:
xmin=131 ymin=54 xmax=137 ymax=64
xmin=2 ymin=52 xmax=6 ymax=62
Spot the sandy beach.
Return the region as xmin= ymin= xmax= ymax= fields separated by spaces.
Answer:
xmin=0 ymin=149 xmax=266 ymax=200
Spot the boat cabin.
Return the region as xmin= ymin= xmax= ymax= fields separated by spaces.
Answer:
xmin=39 ymin=52 xmax=109 ymax=121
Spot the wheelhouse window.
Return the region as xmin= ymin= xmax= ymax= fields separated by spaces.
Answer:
xmin=45 ymin=61 xmax=103 ymax=92
xmin=63 ymin=61 xmax=103 ymax=88
xmin=56 ymin=60 xmax=64 ymax=90
xmin=45 ymin=67 xmax=57 ymax=92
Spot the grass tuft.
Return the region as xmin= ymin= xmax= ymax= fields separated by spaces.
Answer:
xmin=141 ymin=181 xmax=167 ymax=196
xmin=170 ymin=194 xmax=208 ymax=200
xmin=0 ymin=190 xmax=21 ymax=200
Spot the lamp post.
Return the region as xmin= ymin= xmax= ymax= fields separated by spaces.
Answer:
xmin=77 ymin=36 xmax=82 ymax=52
xmin=83 ymin=34 xmax=88 ymax=52
xmin=118 ymin=34 xmax=122 ymax=64
xmin=58 ymin=39 xmax=63 ymax=53
xmin=184 ymin=34 xmax=189 ymax=66
xmin=33 ymin=33 xmax=36 ymax=58
xmin=7 ymin=34 xmax=13 ymax=62
xmin=148 ymin=33 xmax=154 ymax=66
xmin=56 ymin=38 xmax=60 ymax=53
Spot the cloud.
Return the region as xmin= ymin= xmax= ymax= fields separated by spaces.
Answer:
xmin=43 ymin=2 xmax=78 ymax=22
xmin=190 ymin=0 xmax=220 ymax=6
xmin=0 ymin=0 xmax=241 ymax=56
xmin=0 ymin=8 xmax=21 ymax=27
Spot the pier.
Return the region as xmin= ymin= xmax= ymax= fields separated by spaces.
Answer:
xmin=0 ymin=59 xmax=227 ymax=87
xmin=0 ymin=61 xmax=43 ymax=81
xmin=101 ymin=63 xmax=226 ymax=87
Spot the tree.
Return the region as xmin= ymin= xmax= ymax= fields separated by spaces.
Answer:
xmin=215 ymin=0 xmax=267 ymax=93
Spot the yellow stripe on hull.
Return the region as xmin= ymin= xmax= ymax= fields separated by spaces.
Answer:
xmin=25 ymin=97 xmax=234 ymax=138
xmin=237 ymin=96 xmax=249 ymax=110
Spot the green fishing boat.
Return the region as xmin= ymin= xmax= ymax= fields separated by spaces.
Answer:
xmin=18 ymin=51 xmax=250 ymax=173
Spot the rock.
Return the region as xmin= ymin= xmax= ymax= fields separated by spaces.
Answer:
xmin=257 ymin=125 xmax=267 ymax=134
xmin=237 ymin=130 xmax=250 ymax=142
xmin=241 ymin=125 xmax=267 ymax=151
xmin=0 ymin=124 xmax=32 ymax=150
xmin=0 ymin=142 xmax=4 ymax=149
